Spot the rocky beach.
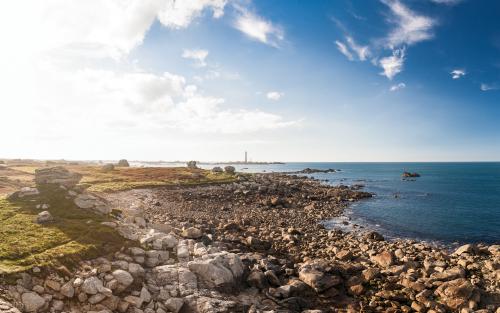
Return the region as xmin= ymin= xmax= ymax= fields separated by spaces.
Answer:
xmin=0 ymin=163 xmax=499 ymax=313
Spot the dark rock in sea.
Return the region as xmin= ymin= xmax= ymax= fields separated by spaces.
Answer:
xmin=365 ymin=231 xmax=385 ymax=241
xmin=402 ymin=171 xmax=420 ymax=178
xmin=292 ymin=168 xmax=338 ymax=174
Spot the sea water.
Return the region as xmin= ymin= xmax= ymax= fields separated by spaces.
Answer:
xmin=135 ymin=161 xmax=500 ymax=244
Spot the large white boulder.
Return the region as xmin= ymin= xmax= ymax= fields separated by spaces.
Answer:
xmin=188 ymin=252 xmax=244 ymax=290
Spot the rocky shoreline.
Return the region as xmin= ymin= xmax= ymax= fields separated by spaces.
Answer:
xmin=1 ymin=169 xmax=499 ymax=312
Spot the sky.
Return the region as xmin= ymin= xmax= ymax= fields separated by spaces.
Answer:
xmin=1 ymin=0 xmax=499 ymax=162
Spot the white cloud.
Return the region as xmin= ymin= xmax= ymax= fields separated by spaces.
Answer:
xmin=430 ymin=0 xmax=461 ymax=5
xmin=379 ymin=48 xmax=405 ymax=79
xmin=336 ymin=37 xmax=370 ymax=61
xmin=234 ymin=8 xmax=284 ymax=47
xmin=450 ymin=69 xmax=466 ymax=79
xmin=157 ymin=0 xmax=228 ymax=29
xmin=480 ymin=83 xmax=500 ymax=91
xmin=182 ymin=49 xmax=209 ymax=67
xmin=390 ymin=82 xmax=406 ymax=91
xmin=266 ymin=91 xmax=284 ymax=101
xmin=382 ymin=0 xmax=436 ymax=47
xmin=346 ymin=37 xmax=370 ymax=61
xmin=1 ymin=0 xmax=228 ymax=62
xmin=335 ymin=41 xmax=354 ymax=61
xmin=0 ymin=0 xmax=297 ymax=155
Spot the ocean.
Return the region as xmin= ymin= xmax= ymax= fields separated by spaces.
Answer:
xmin=134 ymin=161 xmax=500 ymax=245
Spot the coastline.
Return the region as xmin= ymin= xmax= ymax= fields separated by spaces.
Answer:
xmin=102 ymin=172 xmax=500 ymax=311
xmin=0 ymin=168 xmax=499 ymax=312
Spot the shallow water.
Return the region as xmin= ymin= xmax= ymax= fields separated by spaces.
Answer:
xmin=134 ymin=161 xmax=500 ymax=244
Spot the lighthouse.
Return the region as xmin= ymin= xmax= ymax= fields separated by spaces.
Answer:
xmin=244 ymin=151 xmax=248 ymax=163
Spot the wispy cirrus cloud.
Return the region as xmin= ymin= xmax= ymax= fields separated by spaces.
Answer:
xmin=334 ymin=0 xmax=435 ymax=80
xmin=480 ymin=83 xmax=500 ymax=91
xmin=382 ymin=0 xmax=436 ymax=48
xmin=450 ymin=69 xmax=466 ymax=79
xmin=335 ymin=36 xmax=370 ymax=61
xmin=335 ymin=41 xmax=354 ymax=61
xmin=233 ymin=7 xmax=284 ymax=48
xmin=429 ymin=0 xmax=462 ymax=5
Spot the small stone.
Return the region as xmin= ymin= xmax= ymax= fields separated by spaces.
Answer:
xmin=45 ymin=279 xmax=61 ymax=291
xmin=36 ymin=211 xmax=54 ymax=224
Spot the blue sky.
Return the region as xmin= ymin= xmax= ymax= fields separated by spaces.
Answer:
xmin=1 ymin=0 xmax=499 ymax=161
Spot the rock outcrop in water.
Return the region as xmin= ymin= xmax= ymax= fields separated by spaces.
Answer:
xmin=402 ymin=171 xmax=421 ymax=178
xmin=290 ymin=168 xmax=338 ymax=174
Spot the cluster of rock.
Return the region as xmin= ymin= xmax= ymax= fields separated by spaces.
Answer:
xmin=211 ymin=166 xmax=235 ymax=174
xmin=7 ymin=167 xmax=113 ymax=222
xmin=34 ymin=166 xmax=82 ymax=188
xmin=1 ymin=170 xmax=499 ymax=313
xmin=108 ymin=173 xmax=499 ymax=312
xmin=2 ymin=226 xmax=251 ymax=313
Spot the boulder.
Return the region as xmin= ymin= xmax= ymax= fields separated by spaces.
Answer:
xmin=101 ymin=164 xmax=115 ymax=172
xmin=224 ymin=166 xmax=236 ymax=174
xmin=365 ymin=231 xmax=384 ymax=241
xmin=246 ymin=270 xmax=268 ymax=289
xmin=188 ymin=252 xmax=244 ymax=290
xmin=182 ymin=227 xmax=203 ymax=239
xmin=35 ymin=211 xmax=54 ymax=224
xmin=60 ymin=282 xmax=75 ymax=298
xmin=211 ymin=166 xmax=223 ymax=173
xmin=81 ymin=277 xmax=103 ymax=295
xmin=434 ymin=278 xmax=477 ymax=310
xmin=298 ymin=262 xmax=342 ymax=293
xmin=165 ymin=298 xmax=184 ymax=313
xmin=453 ymin=244 xmax=478 ymax=256
xmin=186 ymin=161 xmax=197 ymax=169
xmin=8 ymin=187 xmax=39 ymax=200
xmin=371 ymin=251 xmax=395 ymax=268
xmin=34 ymin=166 xmax=82 ymax=188
xmin=74 ymin=193 xmax=111 ymax=214
xmin=117 ymin=159 xmax=130 ymax=167
xmin=21 ymin=292 xmax=45 ymax=312
xmin=112 ymin=269 xmax=134 ymax=290
xmin=0 ymin=298 xmax=21 ymax=313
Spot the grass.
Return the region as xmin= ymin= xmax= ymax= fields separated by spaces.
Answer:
xmin=0 ymin=161 xmax=238 ymax=194
xmin=0 ymin=185 xmax=126 ymax=275
xmin=74 ymin=166 xmax=237 ymax=192
xmin=0 ymin=162 xmax=238 ymax=274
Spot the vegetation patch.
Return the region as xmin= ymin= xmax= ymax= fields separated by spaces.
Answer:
xmin=74 ymin=166 xmax=237 ymax=192
xmin=0 ymin=185 xmax=126 ymax=275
